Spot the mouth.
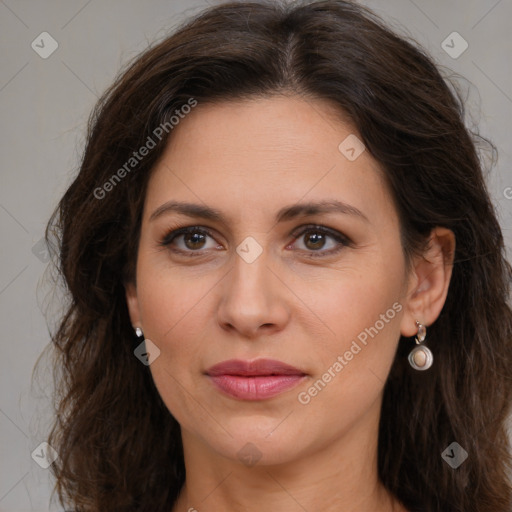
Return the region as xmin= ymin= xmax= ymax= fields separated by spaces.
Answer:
xmin=205 ymin=358 xmax=308 ymax=401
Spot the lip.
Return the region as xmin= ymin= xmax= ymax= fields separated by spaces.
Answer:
xmin=206 ymin=358 xmax=306 ymax=377
xmin=205 ymin=359 xmax=308 ymax=401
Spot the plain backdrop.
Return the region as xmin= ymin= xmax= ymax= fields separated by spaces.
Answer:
xmin=1 ymin=0 xmax=511 ymax=510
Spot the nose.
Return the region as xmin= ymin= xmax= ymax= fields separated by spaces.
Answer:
xmin=216 ymin=245 xmax=291 ymax=339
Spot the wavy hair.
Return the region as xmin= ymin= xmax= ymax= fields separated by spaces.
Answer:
xmin=41 ymin=1 xmax=512 ymax=510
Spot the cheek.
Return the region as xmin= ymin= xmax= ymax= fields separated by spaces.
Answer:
xmin=318 ymin=286 xmax=402 ymax=374
xmin=303 ymin=253 xmax=405 ymax=385
xmin=136 ymin=243 xmax=212 ymax=329
xmin=308 ymin=252 xmax=403 ymax=338
xmin=295 ymin=279 xmax=403 ymax=435
xmin=134 ymin=256 xmax=216 ymax=424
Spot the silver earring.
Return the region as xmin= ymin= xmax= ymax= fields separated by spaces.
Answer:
xmin=408 ymin=321 xmax=433 ymax=371
xmin=135 ymin=327 xmax=143 ymax=338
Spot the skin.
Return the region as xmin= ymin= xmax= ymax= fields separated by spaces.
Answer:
xmin=125 ymin=95 xmax=455 ymax=512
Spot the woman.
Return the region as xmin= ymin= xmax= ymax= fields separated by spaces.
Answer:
xmin=42 ymin=1 xmax=512 ymax=511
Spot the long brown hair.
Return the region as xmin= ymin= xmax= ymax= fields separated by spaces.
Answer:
xmin=41 ymin=1 xmax=512 ymax=510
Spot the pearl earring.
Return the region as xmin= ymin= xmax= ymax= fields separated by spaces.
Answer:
xmin=135 ymin=327 xmax=143 ymax=338
xmin=408 ymin=321 xmax=433 ymax=371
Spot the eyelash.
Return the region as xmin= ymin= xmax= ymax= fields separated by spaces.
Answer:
xmin=158 ymin=224 xmax=352 ymax=258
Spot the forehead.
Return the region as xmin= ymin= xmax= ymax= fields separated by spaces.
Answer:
xmin=144 ymin=96 xmax=396 ymax=229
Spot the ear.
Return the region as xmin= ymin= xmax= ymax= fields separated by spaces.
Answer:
xmin=125 ymin=280 xmax=142 ymax=330
xmin=400 ymin=227 xmax=456 ymax=337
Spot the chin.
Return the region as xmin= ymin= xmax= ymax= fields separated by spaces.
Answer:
xmin=204 ymin=424 xmax=305 ymax=467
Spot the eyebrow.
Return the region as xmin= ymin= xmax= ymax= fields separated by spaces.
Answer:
xmin=149 ymin=199 xmax=369 ymax=224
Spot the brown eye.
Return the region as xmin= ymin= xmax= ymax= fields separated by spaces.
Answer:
xmin=289 ymin=225 xmax=351 ymax=258
xmin=160 ymin=227 xmax=220 ymax=253
xmin=303 ymin=232 xmax=327 ymax=250
xmin=182 ymin=232 xmax=207 ymax=250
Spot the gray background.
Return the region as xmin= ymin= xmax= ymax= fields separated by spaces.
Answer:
xmin=1 ymin=0 xmax=511 ymax=510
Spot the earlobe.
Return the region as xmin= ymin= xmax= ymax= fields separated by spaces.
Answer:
xmin=124 ymin=281 xmax=141 ymax=328
xmin=400 ymin=227 xmax=456 ymax=337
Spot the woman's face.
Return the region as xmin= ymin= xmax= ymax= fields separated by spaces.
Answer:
xmin=126 ymin=95 xmax=414 ymax=466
